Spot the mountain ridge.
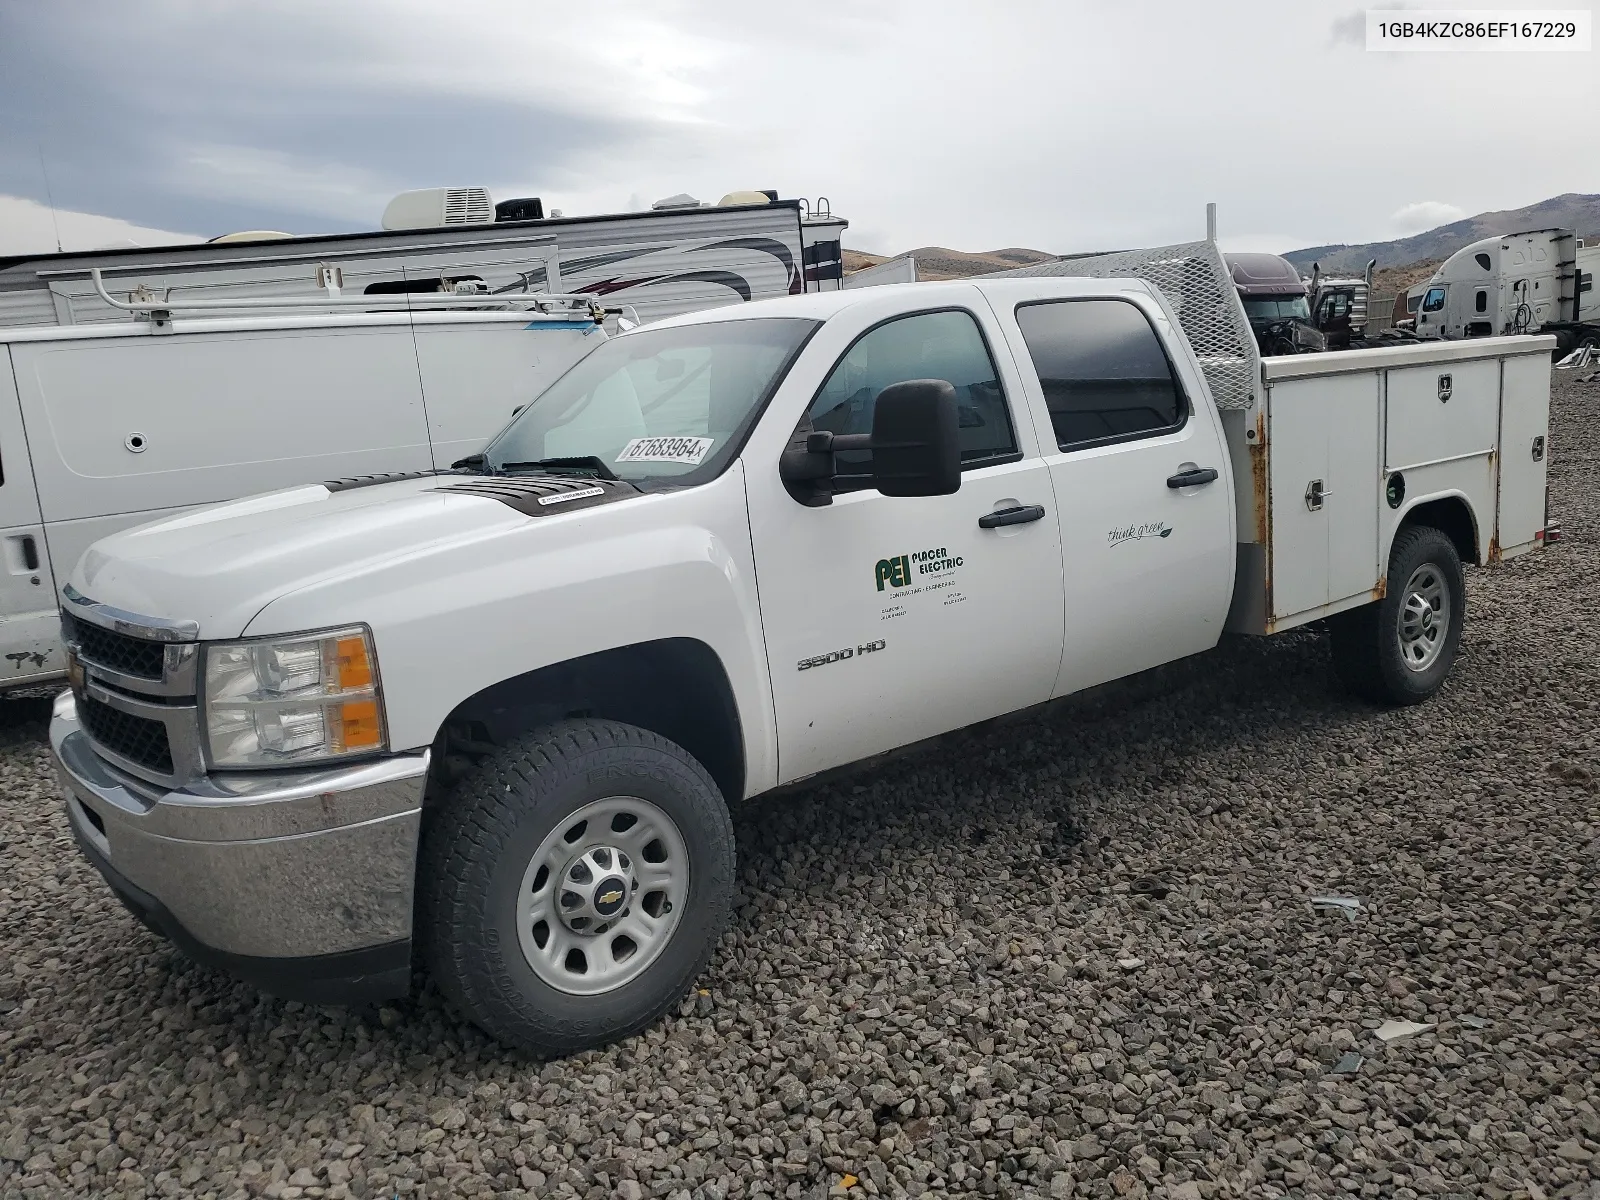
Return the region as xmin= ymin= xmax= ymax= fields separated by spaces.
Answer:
xmin=844 ymin=193 xmax=1600 ymax=283
xmin=1282 ymin=192 xmax=1600 ymax=275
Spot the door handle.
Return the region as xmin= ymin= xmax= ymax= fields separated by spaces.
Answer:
xmin=1166 ymin=467 xmax=1218 ymax=489
xmin=978 ymin=504 xmax=1046 ymax=529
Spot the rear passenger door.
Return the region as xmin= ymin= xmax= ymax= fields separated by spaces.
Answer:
xmin=991 ymin=290 xmax=1235 ymax=696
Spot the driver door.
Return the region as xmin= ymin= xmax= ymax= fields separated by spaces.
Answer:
xmin=744 ymin=291 xmax=1065 ymax=782
xmin=1317 ymin=289 xmax=1352 ymax=347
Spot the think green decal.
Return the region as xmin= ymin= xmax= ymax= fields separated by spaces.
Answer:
xmin=1108 ymin=522 xmax=1173 ymax=548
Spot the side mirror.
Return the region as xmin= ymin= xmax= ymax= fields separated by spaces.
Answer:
xmin=868 ymin=379 xmax=961 ymax=497
xmin=779 ymin=378 xmax=961 ymax=506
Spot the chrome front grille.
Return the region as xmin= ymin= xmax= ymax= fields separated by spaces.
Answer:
xmin=62 ymin=612 xmax=166 ymax=680
xmin=61 ymin=589 xmax=204 ymax=789
xmin=77 ymin=693 xmax=175 ymax=775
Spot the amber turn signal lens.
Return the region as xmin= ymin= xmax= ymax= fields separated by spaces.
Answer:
xmin=338 ymin=699 xmax=382 ymax=749
xmin=334 ymin=636 xmax=374 ymax=691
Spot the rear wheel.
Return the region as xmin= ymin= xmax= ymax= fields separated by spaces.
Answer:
xmin=1330 ymin=525 xmax=1464 ymax=705
xmin=420 ymin=718 xmax=735 ymax=1056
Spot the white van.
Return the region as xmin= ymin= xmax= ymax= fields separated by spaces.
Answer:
xmin=0 ymin=302 xmax=606 ymax=689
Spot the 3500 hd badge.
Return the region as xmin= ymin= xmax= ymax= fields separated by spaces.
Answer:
xmin=797 ymin=639 xmax=886 ymax=671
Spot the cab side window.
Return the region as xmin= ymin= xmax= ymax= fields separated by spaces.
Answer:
xmin=1422 ymin=288 xmax=1446 ymax=313
xmin=805 ymin=309 xmax=1017 ymax=488
xmin=1014 ymin=299 xmax=1187 ymax=451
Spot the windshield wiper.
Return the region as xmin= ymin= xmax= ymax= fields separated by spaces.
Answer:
xmin=450 ymin=453 xmax=490 ymax=473
xmin=497 ymin=455 xmax=620 ymax=481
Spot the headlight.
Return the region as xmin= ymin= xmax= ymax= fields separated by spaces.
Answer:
xmin=203 ymin=626 xmax=386 ymax=767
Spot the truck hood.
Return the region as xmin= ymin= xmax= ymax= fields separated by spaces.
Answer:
xmin=71 ymin=473 xmax=638 ymax=639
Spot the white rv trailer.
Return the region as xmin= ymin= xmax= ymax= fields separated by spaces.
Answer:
xmin=0 ymin=290 xmax=610 ymax=691
xmin=1414 ymin=228 xmax=1600 ymax=348
xmin=0 ymin=191 xmax=849 ymax=330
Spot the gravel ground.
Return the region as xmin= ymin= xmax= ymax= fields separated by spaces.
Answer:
xmin=2 ymin=371 xmax=1598 ymax=1200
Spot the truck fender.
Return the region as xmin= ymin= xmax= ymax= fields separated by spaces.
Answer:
xmin=431 ymin=637 xmax=747 ymax=804
xmin=1386 ymin=489 xmax=1482 ymax=573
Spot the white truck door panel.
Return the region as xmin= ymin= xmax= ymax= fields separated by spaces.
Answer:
xmin=1386 ymin=358 xmax=1498 ymax=469
xmin=14 ymin=325 xmax=434 ymax=525
xmin=754 ymin=464 xmax=1064 ymax=779
xmin=1268 ymin=373 xmax=1381 ymax=617
xmin=746 ymin=298 xmax=1065 ymax=781
xmin=1494 ymin=351 xmax=1551 ymax=557
xmin=0 ymin=349 xmax=61 ymax=684
xmin=994 ymin=293 xmax=1235 ymax=696
xmin=1050 ymin=426 xmax=1235 ymax=694
xmin=409 ymin=317 xmax=605 ymax=467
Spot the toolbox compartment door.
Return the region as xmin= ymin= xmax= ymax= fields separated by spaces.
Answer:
xmin=1267 ymin=372 xmax=1381 ymax=622
xmin=1493 ymin=350 xmax=1551 ymax=559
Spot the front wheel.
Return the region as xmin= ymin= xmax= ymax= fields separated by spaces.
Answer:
xmin=419 ymin=719 xmax=736 ymax=1056
xmin=1330 ymin=525 xmax=1464 ymax=705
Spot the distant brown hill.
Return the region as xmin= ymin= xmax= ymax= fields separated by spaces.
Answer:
xmin=844 ymin=245 xmax=1055 ymax=281
xmin=1372 ymin=260 xmax=1442 ymax=299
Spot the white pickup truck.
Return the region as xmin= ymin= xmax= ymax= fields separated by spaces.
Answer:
xmin=50 ymin=241 xmax=1555 ymax=1055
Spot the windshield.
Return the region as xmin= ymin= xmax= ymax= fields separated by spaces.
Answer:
xmin=1241 ymin=295 xmax=1311 ymax=321
xmin=483 ymin=317 xmax=818 ymax=484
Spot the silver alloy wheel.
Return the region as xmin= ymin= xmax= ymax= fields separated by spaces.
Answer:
xmin=1396 ymin=562 xmax=1450 ymax=672
xmin=516 ymin=796 xmax=689 ymax=996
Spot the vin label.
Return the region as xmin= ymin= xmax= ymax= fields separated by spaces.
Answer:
xmin=1365 ymin=9 xmax=1590 ymax=50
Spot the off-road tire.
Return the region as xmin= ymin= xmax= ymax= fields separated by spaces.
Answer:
xmin=1330 ymin=525 xmax=1464 ymax=706
xmin=419 ymin=719 xmax=735 ymax=1056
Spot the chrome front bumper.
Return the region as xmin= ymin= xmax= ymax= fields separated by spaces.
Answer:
xmin=51 ymin=691 xmax=428 ymax=1003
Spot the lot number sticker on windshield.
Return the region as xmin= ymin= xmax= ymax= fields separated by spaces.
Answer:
xmin=616 ymin=436 xmax=715 ymax=466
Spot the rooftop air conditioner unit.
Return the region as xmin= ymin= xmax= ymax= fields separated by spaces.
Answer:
xmin=381 ymin=187 xmax=495 ymax=231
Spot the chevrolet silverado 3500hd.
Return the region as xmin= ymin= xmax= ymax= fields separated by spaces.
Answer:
xmin=50 ymin=244 xmax=1555 ymax=1055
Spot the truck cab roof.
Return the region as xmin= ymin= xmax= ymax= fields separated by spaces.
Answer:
xmin=1223 ymin=252 xmax=1306 ymax=297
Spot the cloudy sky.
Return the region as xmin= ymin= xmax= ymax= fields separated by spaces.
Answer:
xmin=0 ymin=0 xmax=1594 ymax=259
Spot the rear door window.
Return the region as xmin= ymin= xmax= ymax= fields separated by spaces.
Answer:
xmin=1012 ymin=299 xmax=1187 ymax=451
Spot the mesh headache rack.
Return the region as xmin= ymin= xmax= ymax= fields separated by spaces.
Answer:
xmin=984 ymin=238 xmax=1262 ymax=412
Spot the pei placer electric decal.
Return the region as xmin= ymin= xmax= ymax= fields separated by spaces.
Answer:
xmin=874 ymin=546 xmax=968 ymax=618
xmin=874 ymin=547 xmax=965 ymax=591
